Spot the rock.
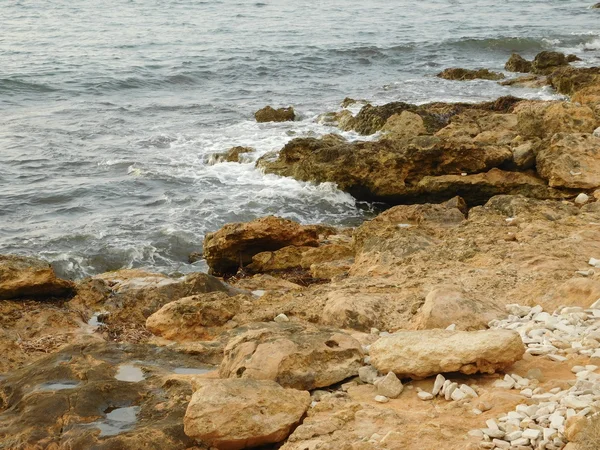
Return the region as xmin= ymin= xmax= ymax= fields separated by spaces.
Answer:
xmin=219 ymin=322 xmax=364 ymax=390
xmin=300 ymin=243 xmax=354 ymax=269
xmin=437 ymin=68 xmax=505 ymax=81
xmin=374 ymin=395 xmax=389 ymax=403
xmin=537 ymin=133 xmax=600 ymax=189
xmin=145 ymin=292 xmax=247 ymax=341
xmin=358 ymin=365 xmax=378 ymax=384
xmin=418 ymin=391 xmax=434 ymax=400
xmin=374 ymin=372 xmax=404 ymax=398
xmin=511 ymin=141 xmax=537 ymax=170
xmin=274 ymin=313 xmax=290 ymax=323
xmin=211 ymin=146 xmax=254 ymax=163
xmin=548 ymin=66 xmax=600 ymax=96
xmin=531 ymin=51 xmax=568 ymax=74
xmin=321 ymin=291 xmax=383 ymax=331
xmin=415 ymin=286 xmax=505 ymax=331
xmin=184 ymin=378 xmax=310 ymax=449
xmin=505 ymin=54 xmax=532 ymax=73
xmin=203 ymin=216 xmax=323 ymax=276
xmin=575 ymin=193 xmax=590 ymax=205
xmin=369 ymin=329 xmax=525 ymax=378
xmin=516 ymin=101 xmax=596 ymax=138
xmin=500 ymin=74 xmax=548 ymax=89
xmin=565 ymin=416 xmax=588 ymax=442
xmin=254 ymin=105 xmax=295 ymax=123
xmin=381 ymin=111 xmax=427 ymax=139
xmin=248 ymin=245 xmax=313 ymax=273
xmin=595 ymin=126 xmax=600 ymax=138
xmin=541 ymin=278 xmax=600 ymax=311
xmin=592 ymin=2 xmax=600 ymax=8
xmin=0 ymin=254 xmax=75 ymax=300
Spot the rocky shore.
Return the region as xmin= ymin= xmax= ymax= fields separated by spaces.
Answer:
xmin=2 ymin=50 xmax=600 ymax=450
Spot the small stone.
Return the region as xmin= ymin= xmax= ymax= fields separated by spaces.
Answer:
xmin=375 ymin=372 xmax=403 ymax=399
xmin=477 ymin=402 xmax=493 ymax=412
xmin=547 ymin=354 xmax=567 ymax=362
xmin=505 ymin=431 xmax=523 ymax=441
xmin=491 ymin=438 xmax=510 ymax=449
xmin=575 ymin=193 xmax=590 ymax=205
xmin=460 ymin=384 xmax=479 ymax=398
xmin=374 ymin=395 xmax=389 ymax=403
xmin=451 ymin=388 xmax=467 ymax=401
xmin=486 ymin=419 xmax=499 ymax=430
xmin=445 ymin=382 xmax=458 ymax=401
xmin=358 ymin=366 xmax=378 ymax=384
xmin=468 ymin=430 xmax=484 ymax=438
xmin=432 ymin=374 xmax=445 ymax=396
xmin=482 ymin=429 xmax=505 ymax=439
xmin=522 ymin=429 xmax=541 ymax=440
xmin=418 ymin=391 xmax=434 ymax=400
xmin=274 ymin=313 xmax=289 ymax=323
xmin=511 ymin=437 xmax=530 ymax=446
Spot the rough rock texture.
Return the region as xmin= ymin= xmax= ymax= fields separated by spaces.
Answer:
xmin=369 ymin=329 xmax=525 ymax=378
xmin=537 ymin=133 xmax=600 ymax=188
xmin=146 ymin=292 xmax=250 ymax=341
xmin=212 ymin=146 xmax=254 ymax=163
xmin=505 ymin=53 xmax=532 ymax=73
xmin=254 ymin=105 xmax=295 ymax=122
xmin=415 ymin=286 xmax=505 ymax=331
xmin=0 ymin=342 xmax=214 ymax=449
xmin=0 ymin=254 xmax=75 ymax=300
xmin=219 ymin=322 xmax=364 ymax=390
xmin=322 ymin=291 xmax=384 ymax=331
xmin=184 ymin=378 xmax=310 ymax=450
xmin=437 ymin=68 xmax=505 ymax=81
xmin=548 ymin=66 xmax=600 ymax=96
xmin=531 ymin=51 xmax=568 ymax=74
xmin=203 ymin=216 xmax=325 ymax=276
xmin=381 ymin=111 xmax=427 ymax=139
xmin=515 ymin=101 xmax=597 ymax=138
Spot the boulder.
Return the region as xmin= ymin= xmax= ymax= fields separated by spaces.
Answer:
xmin=369 ymin=329 xmax=525 ymax=378
xmin=146 ymin=292 xmax=248 ymax=341
xmin=505 ymin=54 xmax=532 ymax=73
xmin=511 ymin=141 xmax=537 ymax=170
xmin=437 ymin=68 xmax=505 ymax=81
xmin=248 ymin=246 xmax=313 ymax=273
xmin=219 ymin=322 xmax=363 ymax=390
xmin=415 ymin=286 xmax=505 ymax=331
xmin=254 ymin=106 xmax=295 ymax=122
xmin=0 ymin=254 xmax=75 ymax=300
xmin=184 ymin=378 xmax=310 ymax=450
xmin=211 ymin=146 xmax=254 ymax=163
xmin=322 ymin=291 xmax=384 ymax=331
xmin=203 ymin=216 xmax=324 ymax=276
xmin=531 ymin=51 xmax=568 ymax=75
xmin=381 ymin=111 xmax=427 ymax=139
xmin=543 ymin=102 xmax=597 ymax=135
xmin=548 ymin=66 xmax=600 ymax=96
xmin=537 ymin=133 xmax=600 ymax=189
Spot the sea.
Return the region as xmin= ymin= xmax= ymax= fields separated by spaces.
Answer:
xmin=2 ymin=0 xmax=599 ymax=279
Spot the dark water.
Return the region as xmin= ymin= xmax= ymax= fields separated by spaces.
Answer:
xmin=2 ymin=0 xmax=599 ymax=279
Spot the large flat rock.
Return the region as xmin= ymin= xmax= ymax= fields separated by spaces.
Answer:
xmin=369 ymin=329 xmax=525 ymax=378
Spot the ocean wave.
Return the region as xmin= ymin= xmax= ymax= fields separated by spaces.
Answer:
xmin=0 ymin=78 xmax=57 ymax=94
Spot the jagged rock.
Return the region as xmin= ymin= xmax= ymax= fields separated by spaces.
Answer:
xmin=375 ymin=372 xmax=404 ymax=398
xmin=437 ymin=68 xmax=505 ymax=81
xmin=500 ymin=74 xmax=548 ymax=89
xmin=531 ymin=51 xmax=568 ymax=75
xmin=213 ymin=146 xmax=254 ymax=163
xmin=415 ymin=286 xmax=505 ymax=331
xmin=369 ymin=329 xmax=525 ymax=378
xmin=381 ymin=111 xmax=427 ymax=139
xmin=505 ymin=54 xmax=532 ymax=73
xmin=248 ymin=246 xmax=313 ymax=273
xmin=511 ymin=140 xmax=537 ymax=170
xmin=322 ymin=291 xmax=383 ymax=331
xmin=219 ymin=322 xmax=363 ymax=390
xmin=548 ymin=66 xmax=600 ymax=96
xmin=203 ymin=216 xmax=325 ymax=276
xmin=0 ymin=254 xmax=75 ymax=300
xmin=146 ymin=292 xmax=249 ymax=341
xmin=184 ymin=378 xmax=310 ymax=450
xmin=537 ymin=133 xmax=600 ymax=189
xmin=515 ymin=101 xmax=596 ymax=138
xmin=254 ymin=105 xmax=295 ymax=122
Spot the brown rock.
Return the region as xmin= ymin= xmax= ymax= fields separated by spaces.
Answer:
xmin=254 ymin=105 xmax=295 ymax=122
xmin=437 ymin=68 xmax=505 ymax=81
xmin=322 ymin=291 xmax=384 ymax=331
xmin=565 ymin=415 xmax=588 ymax=443
xmin=369 ymin=329 xmax=525 ymax=378
xmin=212 ymin=146 xmax=254 ymax=163
xmin=248 ymin=246 xmax=312 ymax=273
xmin=531 ymin=51 xmax=568 ymax=75
xmin=203 ymin=216 xmax=323 ymax=276
xmin=543 ymin=102 xmax=597 ymax=135
xmin=146 ymin=292 xmax=248 ymax=341
xmin=0 ymin=254 xmax=75 ymax=300
xmin=381 ymin=111 xmax=427 ymax=139
xmin=537 ymin=133 xmax=600 ymax=189
xmin=219 ymin=322 xmax=363 ymax=390
xmin=505 ymin=54 xmax=532 ymax=73
xmin=415 ymin=286 xmax=505 ymax=331
xmin=500 ymin=74 xmax=548 ymax=89
xmin=184 ymin=378 xmax=310 ymax=450
xmin=548 ymin=66 xmax=600 ymax=96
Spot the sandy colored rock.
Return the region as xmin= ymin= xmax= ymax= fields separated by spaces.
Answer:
xmin=184 ymin=378 xmax=310 ymax=450
xmin=219 ymin=322 xmax=363 ymax=390
xmin=203 ymin=216 xmax=323 ymax=276
xmin=505 ymin=54 xmax=532 ymax=73
xmin=369 ymin=329 xmax=525 ymax=378
xmin=381 ymin=111 xmax=427 ymax=139
xmin=254 ymin=105 xmax=295 ymax=122
xmin=543 ymin=102 xmax=597 ymax=135
xmin=437 ymin=68 xmax=505 ymax=81
xmin=537 ymin=133 xmax=600 ymax=189
xmin=146 ymin=292 xmax=248 ymax=341
xmin=415 ymin=286 xmax=505 ymax=331
xmin=0 ymin=254 xmax=75 ymax=300
xmin=540 ymin=278 xmax=600 ymax=312
xmin=531 ymin=51 xmax=568 ymax=75
xmin=248 ymin=245 xmax=313 ymax=272
xmin=322 ymin=291 xmax=384 ymax=331
xmin=212 ymin=146 xmax=254 ymax=163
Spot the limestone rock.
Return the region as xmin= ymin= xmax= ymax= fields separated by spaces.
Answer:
xmin=505 ymin=54 xmax=532 ymax=73
xmin=369 ymin=329 xmax=525 ymax=378
xmin=541 ymin=278 xmax=600 ymax=311
xmin=375 ymin=372 xmax=404 ymax=398
xmin=537 ymin=133 xmax=600 ymax=189
xmin=146 ymin=292 xmax=247 ymax=341
xmin=203 ymin=216 xmax=323 ymax=276
xmin=511 ymin=141 xmax=537 ymax=170
xmin=548 ymin=66 xmax=600 ymax=96
xmin=219 ymin=322 xmax=364 ymax=390
xmin=381 ymin=111 xmax=427 ymax=139
xmin=322 ymin=291 xmax=383 ymax=331
xmin=415 ymin=286 xmax=505 ymax=331
xmin=248 ymin=245 xmax=313 ymax=273
xmin=254 ymin=105 xmax=295 ymax=122
xmin=543 ymin=102 xmax=597 ymax=135
xmin=212 ymin=146 xmax=254 ymax=163
xmin=0 ymin=254 xmax=75 ymax=300
xmin=531 ymin=51 xmax=568 ymax=75
xmin=437 ymin=68 xmax=505 ymax=81
xmin=184 ymin=378 xmax=310 ymax=449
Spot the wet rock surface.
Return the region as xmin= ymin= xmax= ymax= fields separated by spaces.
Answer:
xmin=438 ymin=67 xmax=505 ymax=81
xmin=254 ymin=105 xmax=295 ymax=122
